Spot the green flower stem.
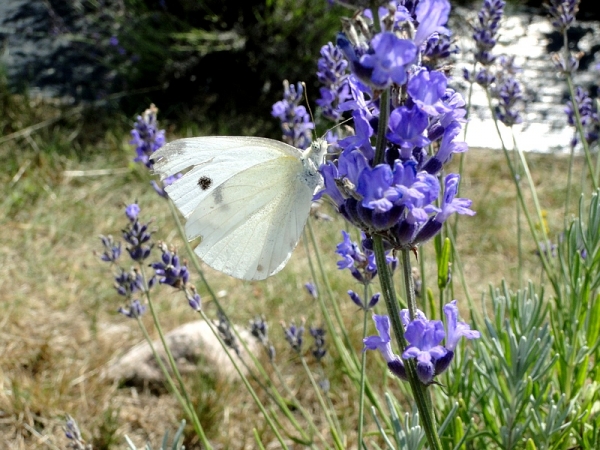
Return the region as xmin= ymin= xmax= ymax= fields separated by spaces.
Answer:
xmin=134 ymin=317 xmax=213 ymax=448
xmin=304 ymin=222 xmax=388 ymax=423
xmin=561 ymin=30 xmax=598 ymax=191
xmin=198 ymin=309 xmax=290 ymax=449
xmin=305 ymin=223 xmax=355 ymax=357
xmin=166 ymin=199 xmax=218 ymax=305
xmin=373 ymin=236 xmax=442 ymax=450
xmin=269 ymin=362 xmax=331 ymax=448
xmin=374 ymin=89 xmax=390 ymax=165
xmin=513 ymin=134 xmax=523 ymax=288
xmin=456 ymin=61 xmax=477 ymax=201
xmin=357 ymin=283 xmax=370 ymax=448
xmin=484 ymin=92 xmax=559 ymax=294
xmin=443 ymin=224 xmax=479 ymax=323
xmin=139 ymin=268 xmax=211 ymax=448
xmin=565 ymin=141 xmax=576 ymax=226
xmin=225 ymin=341 xmax=315 ymax=445
xmin=300 ymin=356 xmax=345 ymax=450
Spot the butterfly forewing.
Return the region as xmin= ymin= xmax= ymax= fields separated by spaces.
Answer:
xmin=153 ymin=137 xmax=300 ymax=218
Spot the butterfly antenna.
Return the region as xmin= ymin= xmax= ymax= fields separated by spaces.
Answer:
xmin=301 ymin=82 xmax=317 ymax=141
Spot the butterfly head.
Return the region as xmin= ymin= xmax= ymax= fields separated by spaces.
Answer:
xmin=303 ymin=138 xmax=329 ymax=170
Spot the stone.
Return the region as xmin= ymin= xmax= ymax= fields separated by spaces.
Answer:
xmin=103 ymin=320 xmax=260 ymax=387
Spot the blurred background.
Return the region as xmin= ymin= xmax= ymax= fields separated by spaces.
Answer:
xmin=1 ymin=0 xmax=599 ymax=141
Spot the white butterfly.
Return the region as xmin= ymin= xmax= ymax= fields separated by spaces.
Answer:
xmin=152 ymin=136 xmax=328 ymax=280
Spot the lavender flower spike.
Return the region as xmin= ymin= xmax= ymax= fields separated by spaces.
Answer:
xmin=118 ymin=299 xmax=147 ymax=319
xmin=546 ymin=0 xmax=579 ymax=32
xmin=272 ymin=80 xmax=314 ymax=150
xmin=122 ymin=203 xmax=153 ymax=262
xmin=130 ymin=104 xmax=165 ymax=168
xmin=472 ymin=0 xmax=505 ymax=67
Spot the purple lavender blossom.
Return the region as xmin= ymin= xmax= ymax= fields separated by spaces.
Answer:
xmin=310 ymin=326 xmax=327 ymax=361
xmin=305 ymin=282 xmax=318 ymax=298
xmin=125 ymin=203 xmax=140 ymax=221
xmin=443 ymin=300 xmax=481 ymax=351
xmin=151 ymin=173 xmax=183 ymax=198
xmin=250 ymin=316 xmax=269 ymax=344
xmin=118 ymin=299 xmax=147 ymax=319
xmin=315 ymin=12 xmax=471 ymax=249
xmin=471 ymin=0 xmax=505 ymax=67
xmin=348 ymin=290 xmax=380 ymax=310
xmin=187 ymin=289 xmax=202 ymax=312
xmin=130 ymin=104 xmax=183 ymax=199
xmin=217 ymin=310 xmax=240 ymax=356
xmin=402 ymin=318 xmax=448 ymax=384
xmin=272 ymin=81 xmax=314 ymax=150
xmin=387 ymin=105 xmax=431 ymax=153
xmin=122 ymin=203 xmax=153 ymax=262
xmin=114 ymin=267 xmax=146 ymax=297
xmin=99 ymin=235 xmax=121 ymax=263
xmin=310 ymin=3 xmax=473 ymax=255
xmin=150 ymin=243 xmax=189 ymax=288
xmin=250 ymin=316 xmax=275 ymax=360
xmin=336 ymin=231 xmax=396 ymax=283
xmin=422 ymin=33 xmax=458 ymax=68
xmin=282 ymin=319 xmax=305 ymax=354
xmin=490 ymin=56 xmax=524 ymax=127
xmin=316 ymin=42 xmax=350 ymax=121
xmin=493 ymin=76 xmax=523 ymax=127
xmin=363 ymin=315 xmax=407 ymax=381
xmin=130 ymin=104 xmax=166 ymax=168
xmin=565 ymin=86 xmax=599 ymax=146
xmin=357 ymin=32 xmax=417 ymax=89
xmin=546 ymin=0 xmax=579 ymax=32
xmin=64 ymin=415 xmax=92 ymax=450
xmin=365 ymin=302 xmax=480 ymax=384
xmin=414 ymin=0 xmax=451 ymax=46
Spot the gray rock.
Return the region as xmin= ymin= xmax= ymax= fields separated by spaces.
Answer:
xmin=104 ymin=320 xmax=260 ymax=387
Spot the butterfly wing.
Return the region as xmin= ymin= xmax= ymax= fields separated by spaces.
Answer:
xmin=152 ymin=136 xmax=313 ymax=280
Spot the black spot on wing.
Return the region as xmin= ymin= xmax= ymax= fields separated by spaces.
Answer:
xmin=198 ymin=176 xmax=213 ymax=190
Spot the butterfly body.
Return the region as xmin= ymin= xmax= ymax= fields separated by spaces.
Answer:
xmin=152 ymin=136 xmax=327 ymax=280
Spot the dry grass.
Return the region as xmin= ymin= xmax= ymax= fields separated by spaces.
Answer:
xmin=0 ymin=101 xmax=587 ymax=448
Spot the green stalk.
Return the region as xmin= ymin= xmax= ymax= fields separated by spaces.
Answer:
xmin=356 ymin=283 xmax=370 ymax=448
xmin=484 ymin=92 xmax=558 ymax=294
xmin=373 ymin=236 xmax=442 ymax=450
xmin=198 ymin=309 xmax=290 ymax=448
xmin=304 ymin=222 xmax=388 ymax=423
xmin=513 ymin=134 xmax=523 ymax=288
xmin=565 ymin=140 xmax=575 ymax=226
xmin=300 ymin=357 xmax=345 ymax=450
xmin=305 ymin=223 xmax=355 ymax=357
xmin=270 ymin=361 xmax=331 ymax=448
xmin=139 ymin=268 xmax=211 ymax=448
xmin=134 ymin=317 xmax=213 ymax=447
xmin=374 ymin=89 xmax=390 ymax=165
xmin=561 ymin=30 xmax=597 ymax=191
